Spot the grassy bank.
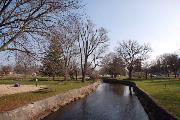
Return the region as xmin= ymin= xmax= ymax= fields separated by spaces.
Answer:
xmin=0 ymin=80 xmax=91 ymax=112
xmin=134 ymin=79 xmax=180 ymax=118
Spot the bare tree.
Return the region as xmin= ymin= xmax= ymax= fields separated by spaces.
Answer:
xmin=167 ymin=54 xmax=180 ymax=78
xmin=149 ymin=59 xmax=162 ymax=78
xmin=14 ymin=52 xmax=37 ymax=76
xmin=77 ymin=20 xmax=109 ymax=82
xmin=1 ymin=65 xmax=13 ymax=75
xmin=60 ymin=25 xmax=78 ymax=80
xmin=0 ymin=0 xmax=80 ymax=53
xmin=100 ymin=52 xmax=126 ymax=78
xmin=142 ymin=62 xmax=151 ymax=79
xmin=69 ymin=59 xmax=80 ymax=80
xmin=47 ymin=19 xmax=79 ymax=80
xmin=159 ymin=53 xmax=180 ymax=78
xmin=117 ymin=40 xmax=151 ymax=80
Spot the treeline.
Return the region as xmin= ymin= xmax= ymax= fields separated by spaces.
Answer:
xmin=1 ymin=1 xmax=179 ymax=81
xmin=0 ymin=53 xmax=39 ymax=76
xmin=1 ymin=20 xmax=108 ymax=80
xmin=145 ymin=53 xmax=180 ymax=78
xmin=40 ymin=20 xmax=108 ymax=81
xmin=100 ymin=40 xmax=180 ymax=80
xmin=100 ymin=40 xmax=151 ymax=79
xmin=0 ymin=0 xmax=108 ymax=82
xmin=100 ymin=52 xmax=180 ymax=80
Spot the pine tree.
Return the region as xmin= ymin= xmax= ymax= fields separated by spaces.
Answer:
xmin=41 ymin=36 xmax=63 ymax=80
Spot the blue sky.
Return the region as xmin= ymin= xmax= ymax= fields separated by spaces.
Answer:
xmin=1 ymin=0 xmax=180 ymax=65
xmin=84 ymin=0 xmax=180 ymax=59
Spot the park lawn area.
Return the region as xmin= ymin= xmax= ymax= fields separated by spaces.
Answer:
xmin=0 ymin=80 xmax=91 ymax=112
xmin=134 ymin=79 xmax=180 ymax=118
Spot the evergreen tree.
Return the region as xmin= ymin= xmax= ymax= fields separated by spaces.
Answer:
xmin=41 ymin=36 xmax=63 ymax=80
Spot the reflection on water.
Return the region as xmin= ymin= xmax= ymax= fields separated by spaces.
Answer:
xmin=43 ymin=83 xmax=149 ymax=120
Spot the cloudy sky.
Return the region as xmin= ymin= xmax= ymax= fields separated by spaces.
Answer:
xmin=85 ymin=0 xmax=180 ymax=59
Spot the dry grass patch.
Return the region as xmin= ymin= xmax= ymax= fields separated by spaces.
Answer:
xmin=0 ymin=85 xmax=46 ymax=97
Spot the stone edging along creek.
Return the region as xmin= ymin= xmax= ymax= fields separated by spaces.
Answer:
xmin=0 ymin=81 xmax=100 ymax=120
xmin=103 ymin=79 xmax=179 ymax=120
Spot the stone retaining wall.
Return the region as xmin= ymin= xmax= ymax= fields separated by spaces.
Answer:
xmin=0 ymin=82 xmax=100 ymax=120
xmin=103 ymin=79 xmax=179 ymax=120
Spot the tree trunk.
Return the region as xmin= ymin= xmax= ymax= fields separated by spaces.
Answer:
xmin=64 ymin=66 xmax=69 ymax=81
xmin=82 ymin=66 xmax=87 ymax=82
xmin=145 ymin=71 xmax=148 ymax=79
xmin=114 ymin=74 xmax=117 ymax=78
xmin=175 ymin=72 xmax=177 ymax=78
xmin=64 ymin=59 xmax=69 ymax=81
xmin=82 ymin=71 xmax=85 ymax=82
xmin=128 ymin=69 xmax=132 ymax=80
xmin=82 ymin=55 xmax=88 ymax=82
xmin=75 ymin=70 xmax=78 ymax=80
xmin=150 ymin=73 xmax=152 ymax=79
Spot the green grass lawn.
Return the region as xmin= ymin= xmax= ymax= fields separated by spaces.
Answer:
xmin=0 ymin=80 xmax=91 ymax=112
xmin=134 ymin=79 xmax=180 ymax=118
xmin=0 ymin=75 xmax=65 ymax=81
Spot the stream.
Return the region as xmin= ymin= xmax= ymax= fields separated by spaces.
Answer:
xmin=43 ymin=83 xmax=149 ymax=120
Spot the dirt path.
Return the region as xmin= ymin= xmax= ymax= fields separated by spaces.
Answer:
xmin=0 ymin=85 xmax=46 ymax=97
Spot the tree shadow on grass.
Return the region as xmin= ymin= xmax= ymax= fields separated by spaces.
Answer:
xmin=32 ymin=87 xmax=55 ymax=94
xmin=145 ymin=79 xmax=180 ymax=84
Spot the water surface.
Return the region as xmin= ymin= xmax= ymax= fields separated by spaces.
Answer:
xmin=43 ymin=83 xmax=149 ymax=120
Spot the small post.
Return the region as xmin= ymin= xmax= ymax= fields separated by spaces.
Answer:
xmin=36 ymin=78 xmax=38 ymax=87
xmin=129 ymin=86 xmax=132 ymax=95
